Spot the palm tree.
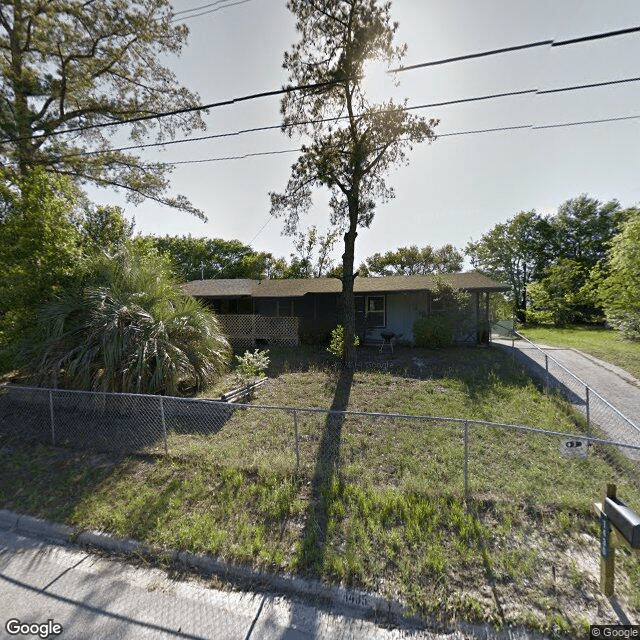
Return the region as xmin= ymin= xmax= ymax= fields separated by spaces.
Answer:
xmin=25 ymin=244 xmax=231 ymax=395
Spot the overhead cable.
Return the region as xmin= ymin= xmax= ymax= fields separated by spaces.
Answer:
xmin=51 ymin=75 xmax=640 ymax=162
xmin=390 ymin=25 xmax=640 ymax=73
xmin=173 ymin=0 xmax=238 ymax=16
xmin=170 ymin=0 xmax=251 ymax=22
xmin=0 ymin=78 xmax=345 ymax=145
xmin=135 ymin=113 xmax=640 ymax=167
xmin=2 ymin=23 xmax=639 ymax=146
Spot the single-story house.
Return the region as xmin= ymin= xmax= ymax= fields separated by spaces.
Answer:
xmin=182 ymin=273 xmax=509 ymax=348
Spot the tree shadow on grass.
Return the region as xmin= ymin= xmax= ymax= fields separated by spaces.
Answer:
xmin=296 ymin=367 xmax=353 ymax=575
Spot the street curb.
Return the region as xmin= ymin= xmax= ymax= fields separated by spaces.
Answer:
xmin=0 ymin=509 xmax=19 ymax=531
xmin=1 ymin=509 xmax=562 ymax=638
xmin=16 ymin=514 xmax=75 ymax=542
xmin=175 ymin=549 xmax=405 ymax=621
xmin=1 ymin=508 xmax=414 ymax=626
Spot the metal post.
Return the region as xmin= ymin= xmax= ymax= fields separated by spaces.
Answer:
xmin=464 ymin=421 xmax=469 ymax=499
xmin=544 ymin=354 xmax=549 ymax=392
xmin=49 ymin=391 xmax=56 ymax=446
xmin=160 ymin=397 xmax=168 ymax=455
xmin=585 ymin=386 xmax=591 ymax=433
xmin=293 ymin=409 xmax=300 ymax=470
xmin=600 ymin=483 xmax=616 ymax=596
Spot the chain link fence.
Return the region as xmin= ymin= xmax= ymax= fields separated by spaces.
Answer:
xmin=500 ymin=330 xmax=640 ymax=459
xmin=1 ymin=382 xmax=639 ymax=504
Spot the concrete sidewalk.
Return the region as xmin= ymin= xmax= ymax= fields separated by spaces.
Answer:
xmin=0 ymin=526 xmax=553 ymax=640
xmin=492 ymin=336 xmax=640 ymax=454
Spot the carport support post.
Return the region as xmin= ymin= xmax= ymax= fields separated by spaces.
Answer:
xmin=160 ymin=397 xmax=168 ymax=455
xmin=600 ymin=483 xmax=616 ymax=596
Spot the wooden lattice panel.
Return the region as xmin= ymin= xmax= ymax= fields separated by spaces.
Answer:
xmin=218 ymin=315 xmax=301 ymax=347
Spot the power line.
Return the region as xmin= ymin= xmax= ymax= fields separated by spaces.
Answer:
xmin=171 ymin=0 xmax=251 ymax=22
xmin=139 ymin=113 xmax=640 ymax=166
xmin=437 ymin=124 xmax=532 ymax=138
xmin=391 ymin=41 xmax=552 ymax=73
xmin=173 ymin=0 xmax=236 ymax=16
xmin=553 ymin=25 xmax=640 ymax=46
xmin=155 ymin=148 xmax=300 ymax=165
xmin=0 ymin=79 xmax=343 ymax=145
xmin=2 ymin=23 xmax=639 ymax=146
xmin=538 ymin=76 xmax=640 ymax=95
xmin=51 ymin=75 xmax=640 ymax=162
xmin=390 ymin=25 xmax=640 ymax=73
xmin=532 ymin=113 xmax=640 ymax=130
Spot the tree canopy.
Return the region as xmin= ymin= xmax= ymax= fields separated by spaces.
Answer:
xmin=466 ymin=196 xmax=634 ymax=324
xmin=360 ymin=243 xmax=463 ymax=276
xmin=270 ymin=0 xmax=437 ymax=364
xmin=0 ymin=169 xmax=83 ymax=333
xmin=526 ymin=196 xmax=629 ymax=324
xmin=598 ymin=209 xmax=640 ymax=338
xmin=23 ymin=242 xmax=231 ymax=393
xmin=286 ymin=226 xmax=340 ymax=278
xmin=552 ymin=195 xmax=627 ymax=269
xmin=0 ymin=0 xmax=205 ymax=217
xmin=141 ymin=235 xmax=276 ymax=282
xmin=466 ymin=210 xmax=553 ymax=321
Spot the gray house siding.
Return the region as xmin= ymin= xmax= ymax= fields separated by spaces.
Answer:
xmin=185 ymin=275 xmax=504 ymax=347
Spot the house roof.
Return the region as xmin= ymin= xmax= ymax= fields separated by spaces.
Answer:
xmin=181 ymin=278 xmax=255 ymax=297
xmin=182 ymin=273 xmax=509 ymax=298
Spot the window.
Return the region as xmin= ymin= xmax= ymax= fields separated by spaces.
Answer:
xmin=365 ymin=295 xmax=385 ymax=328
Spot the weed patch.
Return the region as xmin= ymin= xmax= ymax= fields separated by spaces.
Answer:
xmin=1 ymin=345 xmax=639 ymax=637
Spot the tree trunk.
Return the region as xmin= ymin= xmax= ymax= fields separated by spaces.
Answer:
xmin=8 ymin=1 xmax=34 ymax=177
xmin=341 ymin=203 xmax=359 ymax=368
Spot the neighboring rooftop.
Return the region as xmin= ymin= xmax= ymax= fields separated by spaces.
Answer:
xmin=182 ymin=273 xmax=509 ymax=298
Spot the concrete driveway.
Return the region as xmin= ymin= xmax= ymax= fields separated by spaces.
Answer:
xmin=492 ymin=337 xmax=640 ymax=456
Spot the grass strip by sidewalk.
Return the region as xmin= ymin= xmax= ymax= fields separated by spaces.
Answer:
xmin=1 ymin=346 xmax=639 ymax=638
xmin=519 ymin=325 xmax=640 ymax=380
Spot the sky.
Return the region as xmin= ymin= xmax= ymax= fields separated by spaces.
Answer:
xmin=86 ymin=0 xmax=640 ymax=269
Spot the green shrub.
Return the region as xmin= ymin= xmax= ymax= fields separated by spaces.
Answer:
xmin=234 ymin=349 xmax=270 ymax=379
xmin=413 ymin=279 xmax=475 ymax=347
xmin=413 ymin=313 xmax=455 ymax=348
xmin=22 ymin=243 xmax=231 ymax=394
xmin=327 ymin=325 xmax=359 ymax=359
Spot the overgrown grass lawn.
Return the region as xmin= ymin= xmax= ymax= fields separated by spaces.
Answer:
xmin=520 ymin=325 xmax=640 ymax=380
xmin=1 ymin=345 xmax=638 ymax=637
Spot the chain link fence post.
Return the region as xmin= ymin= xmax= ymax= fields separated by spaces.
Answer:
xmin=159 ymin=396 xmax=168 ymax=455
xmin=49 ymin=390 xmax=56 ymax=446
xmin=585 ymin=386 xmax=591 ymax=434
xmin=293 ymin=409 xmax=300 ymax=471
xmin=464 ymin=420 xmax=469 ymax=500
xmin=544 ymin=354 xmax=550 ymax=393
